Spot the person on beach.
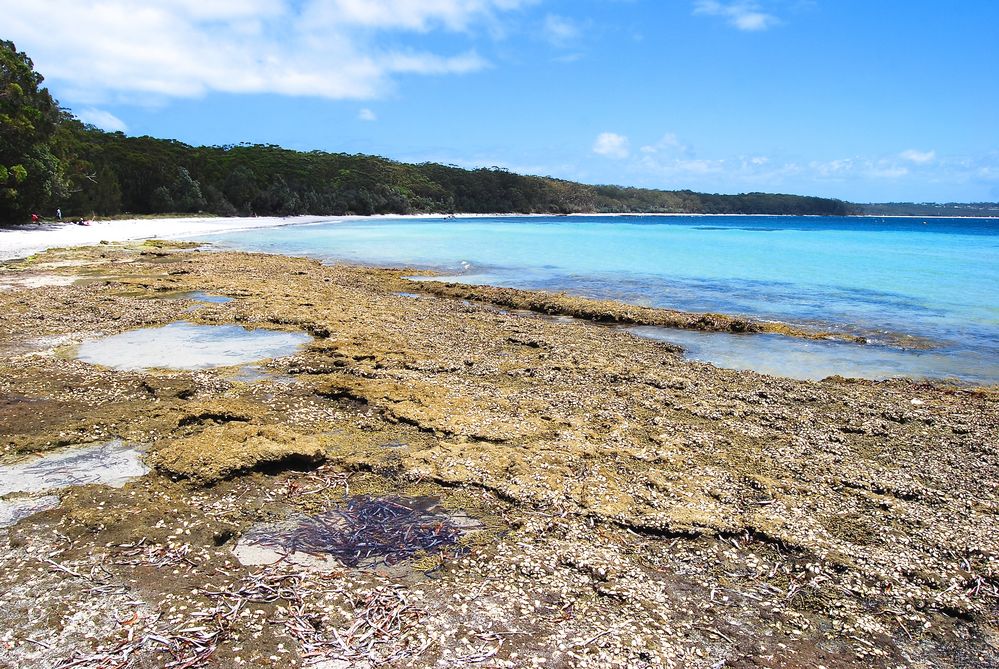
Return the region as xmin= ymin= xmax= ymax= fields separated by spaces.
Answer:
xmin=56 ymin=208 xmax=62 ymax=220
xmin=31 ymin=213 xmax=40 ymax=224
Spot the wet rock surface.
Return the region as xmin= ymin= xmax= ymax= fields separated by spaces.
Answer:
xmin=0 ymin=240 xmax=995 ymax=668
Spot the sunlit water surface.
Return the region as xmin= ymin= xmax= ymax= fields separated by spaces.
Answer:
xmin=77 ymin=322 xmax=310 ymax=371
xmin=195 ymin=216 xmax=999 ymax=383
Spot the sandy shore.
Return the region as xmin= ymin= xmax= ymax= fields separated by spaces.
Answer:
xmin=0 ymin=213 xmax=567 ymax=262
xmin=0 ymin=215 xmax=334 ymax=261
xmin=0 ymin=240 xmax=995 ymax=668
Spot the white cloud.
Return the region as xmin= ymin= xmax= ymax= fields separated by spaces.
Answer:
xmin=358 ymin=108 xmax=377 ymax=121
xmin=543 ymin=14 xmax=580 ymax=46
xmin=75 ymin=108 xmax=128 ymax=132
xmin=637 ymin=154 xmax=726 ymax=178
xmin=693 ymin=1 xmax=780 ymax=31
xmin=640 ymin=133 xmax=689 ymax=156
xmin=900 ymin=149 xmax=936 ymax=164
xmin=867 ymin=165 xmax=909 ymax=179
xmin=810 ymin=157 xmax=914 ymax=180
xmin=810 ymin=158 xmax=855 ymax=178
xmin=0 ymin=0 xmax=528 ymax=104
xmin=302 ymin=0 xmax=533 ymax=33
xmin=603 ymin=136 xmax=999 ymax=201
xmin=632 ymin=140 xmax=921 ymax=190
xmin=593 ymin=132 xmax=630 ymax=159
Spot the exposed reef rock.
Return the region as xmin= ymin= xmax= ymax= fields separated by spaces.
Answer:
xmin=0 ymin=240 xmax=995 ymax=668
xmin=402 ymin=278 xmax=938 ymax=349
xmin=151 ymin=424 xmax=325 ymax=484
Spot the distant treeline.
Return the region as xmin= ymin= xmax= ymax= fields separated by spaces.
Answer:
xmin=4 ymin=40 xmax=994 ymax=223
xmin=54 ymin=129 xmax=856 ymax=218
xmin=856 ymin=202 xmax=999 ymax=218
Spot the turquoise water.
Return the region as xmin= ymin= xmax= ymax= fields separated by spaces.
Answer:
xmin=197 ymin=216 xmax=999 ymax=384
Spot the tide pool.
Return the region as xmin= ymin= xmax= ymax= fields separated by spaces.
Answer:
xmin=77 ymin=322 xmax=310 ymax=371
xmin=196 ymin=215 xmax=999 ymax=384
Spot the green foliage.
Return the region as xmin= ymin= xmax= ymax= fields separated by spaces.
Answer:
xmin=84 ymin=165 xmax=123 ymax=215
xmin=222 ymin=165 xmax=256 ymax=215
xmin=149 ymin=186 xmax=174 ymax=213
xmin=0 ymin=40 xmax=61 ymax=219
xmin=170 ymin=167 xmax=206 ymax=213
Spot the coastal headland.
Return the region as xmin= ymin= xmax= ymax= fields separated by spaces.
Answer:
xmin=0 ymin=239 xmax=996 ymax=668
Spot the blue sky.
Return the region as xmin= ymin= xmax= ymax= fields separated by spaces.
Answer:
xmin=3 ymin=0 xmax=998 ymax=202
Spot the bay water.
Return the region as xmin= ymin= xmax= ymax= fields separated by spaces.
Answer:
xmin=196 ymin=215 xmax=999 ymax=384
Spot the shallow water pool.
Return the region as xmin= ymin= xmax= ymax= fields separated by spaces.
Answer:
xmin=630 ymin=326 xmax=989 ymax=383
xmin=0 ymin=441 xmax=148 ymax=528
xmin=0 ymin=440 xmax=148 ymax=497
xmin=77 ymin=321 xmax=310 ymax=371
xmin=0 ymin=496 xmax=60 ymax=528
xmin=186 ymin=292 xmax=233 ymax=304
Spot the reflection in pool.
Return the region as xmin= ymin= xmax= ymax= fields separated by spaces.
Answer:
xmin=0 ymin=496 xmax=60 ymax=528
xmin=187 ymin=292 xmax=233 ymax=304
xmin=77 ymin=321 xmax=310 ymax=371
xmin=630 ymin=326 xmax=987 ymax=383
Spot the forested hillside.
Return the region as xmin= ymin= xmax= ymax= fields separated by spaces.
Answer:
xmin=2 ymin=39 xmax=854 ymax=222
xmin=856 ymin=202 xmax=999 ymax=217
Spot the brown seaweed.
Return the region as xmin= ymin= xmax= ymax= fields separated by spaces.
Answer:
xmin=253 ymin=496 xmax=465 ymax=567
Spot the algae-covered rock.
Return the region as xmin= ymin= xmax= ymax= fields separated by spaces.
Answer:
xmin=174 ymin=399 xmax=257 ymax=428
xmin=151 ymin=423 xmax=325 ymax=483
xmin=315 ymin=374 xmax=542 ymax=441
xmin=2 ymin=242 xmax=998 ymax=669
xmin=141 ymin=239 xmax=201 ymax=250
xmin=142 ymin=376 xmax=196 ymax=400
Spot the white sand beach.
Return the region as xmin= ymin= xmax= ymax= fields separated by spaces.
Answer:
xmin=0 ymin=215 xmax=335 ymax=262
xmin=0 ymin=213 xmax=557 ymax=262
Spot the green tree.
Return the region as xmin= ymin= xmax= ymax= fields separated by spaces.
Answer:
xmin=170 ymin=167 xmax=205 ymax=212
xmin=150 ymin=186 xmax=174 ymax=212
xmin=0 ymin=40 xmax=62 ymax=221
xmin=2 ymin=40 xmax=858 ymax=222
xmin=222 ymin=165 xmax=257 ymax=215
xmin=203 ymin=184 xmax=237 ymax=216
xmin=78 ymin=164 xmax=123 ymax=215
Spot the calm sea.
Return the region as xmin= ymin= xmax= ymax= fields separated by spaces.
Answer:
xmin=196 ymin=215 xmax=999 ymax=384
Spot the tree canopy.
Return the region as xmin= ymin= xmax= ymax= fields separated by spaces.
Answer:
xmin=0 ymin=40 xmax=68 ymax=221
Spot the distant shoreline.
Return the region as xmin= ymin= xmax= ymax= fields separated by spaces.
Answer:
xmin=566 ymin=212 xmax=999 ymax=219
xmin=2 ymin=211 xmax=996 ymax=263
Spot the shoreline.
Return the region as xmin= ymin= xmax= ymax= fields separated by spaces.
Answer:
xmin=0 ymin=213 xmax=569 ymax=261
xmin=4 ymin=210 xmax=997 ymax=262
xmin=1 ymin=213 xmax=979 ymax=368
